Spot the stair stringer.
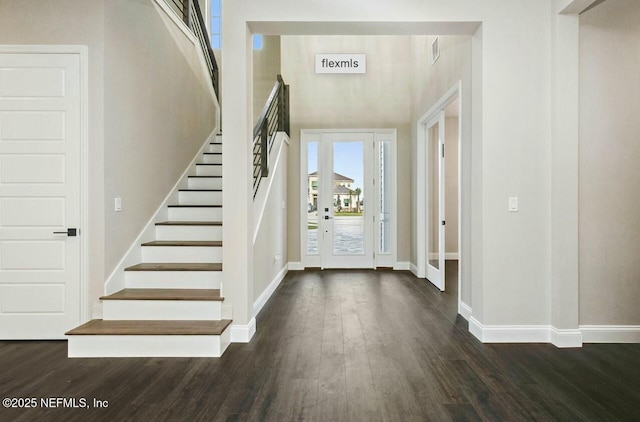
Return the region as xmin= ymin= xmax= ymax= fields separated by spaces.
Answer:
xmin=102 ymin=129 xmax=220 ymax=313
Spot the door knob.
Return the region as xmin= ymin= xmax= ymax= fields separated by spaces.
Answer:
xmin=53 ymin=228 xmax=77 ymax=237
xmin=324 ymin=216 xmax=332 ymax=220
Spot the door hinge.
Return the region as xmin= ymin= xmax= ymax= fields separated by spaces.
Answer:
xmin=442 ymin=145 xmax=445 ymax=158
xmin=442 ymin=220 xmax=446 ymax=226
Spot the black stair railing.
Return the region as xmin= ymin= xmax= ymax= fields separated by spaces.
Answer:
xmin=253 ymin=75 xmax=290 ymax=198
xmin=168 ymin=0 xmax=219 ymax=98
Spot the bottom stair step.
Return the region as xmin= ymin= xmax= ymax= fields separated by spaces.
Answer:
xmin=100 ymin=288 xmax=223 ymax=320
xmin=66 ymin=319 xmax=232 ymax=358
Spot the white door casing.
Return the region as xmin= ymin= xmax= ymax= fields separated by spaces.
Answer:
xmin=0 ymin=48 xmax=86 ymax=339
xmin=300 ymin=129 xmax=397 ymax=269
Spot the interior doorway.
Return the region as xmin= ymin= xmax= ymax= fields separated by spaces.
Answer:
xmin=300 ymin=129 xmax=397 ymax=269
xmin=417 ymin=83 xmax=462 ymax=307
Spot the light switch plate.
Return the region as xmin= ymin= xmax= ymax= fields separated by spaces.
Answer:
xmin=115 ymin=197 xmax=122 ymax=212
xmin=509 ymin=196 xmax=518 ymax=212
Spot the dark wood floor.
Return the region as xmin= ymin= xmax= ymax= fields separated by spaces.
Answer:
xmin=1 ymin=262 xmax=640 ymax=421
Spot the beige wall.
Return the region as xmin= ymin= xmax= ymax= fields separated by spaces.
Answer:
xmin=103 ymin=0 xmax=217 ymax=281
xmin=280 ymin=35 xmax=413 ymax=263
xmin=0 ymin=0 xmax=218 ymax=308
xmin=445 ymin=116 xmax=459 ymax=255
xmin=410 ymin=36 xmax=472 ymax=305
xmin=0 ymin=0 xmax=107 ymax=308
xmin=253 ymin=141 xmax=288 ymax=306
xmin=253 ymin=36 xmax=281 ymax=124
xmin=579 ymin=0 xmax=640 ymax=325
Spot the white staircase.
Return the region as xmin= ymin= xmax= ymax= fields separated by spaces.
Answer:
xmin=66 ymin=134 xmax=231 ymax=357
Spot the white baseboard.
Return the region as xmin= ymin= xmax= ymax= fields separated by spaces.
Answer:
xmin=409 ymin=263 xmax=418 ymax=277
xmin=230 ymin=317 xmax=256 ymax=343
xmin=580 ymin=325 xmax=640 ymax=343
xmin=469 ymin=318 xmax=550 ymax=343
xmin=393 ymin=262 xmax=410 ymax=271
xmin=459 ymin=301 xmax=472 ymax=321
xmin=253 ymin=265 xmax=288 ymax=316
xmin=288 ymin=262 xmax=304 ymax=271
xmin=103 ymin=128 xmax=218 ymax=295
xmin=468 ymin=317 xmax=582 ymax=347
xmin=550 ymin=327 xmax=583 ymax=348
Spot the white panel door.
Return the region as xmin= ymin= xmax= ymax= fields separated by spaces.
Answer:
xmin=0 ymin=52 xmax=81 ymax=339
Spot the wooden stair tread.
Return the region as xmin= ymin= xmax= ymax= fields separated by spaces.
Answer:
xmin=141 ymin=241 xmax=222 ymax=247
xmin=156 ymin=221 xmax=222 ymax=226
xmin=168 ymin=205 xmax=222 ymax=208
xmin=101 ymin=288 xmax=223 ymax=301
xmin=125 ymin=263 xmax=222 ymax=271
xmin=66 ymin=319 xmax=232 ymax=336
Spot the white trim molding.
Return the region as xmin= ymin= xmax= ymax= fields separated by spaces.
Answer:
xmin=253 ymin=265 xmax=288 ymax=316
xmin=459 ymin=301 xmax=472 ymax=321
xmin=550 ymin=327 xmax=583 ymax=348
xmin=288 ymin=262 xmax=304 ymax=271
xmin=230 ymin=317 xmax=257 ymax=343
xmin=468 ymin=318 xmax=583 ymax=348
xmin=393 ymin=262 xmax=410 ymax=271
xmin=580 ymin=325 xmax=640 ymax=343
xmin=410 ymin=263 xmax=419 ymax=277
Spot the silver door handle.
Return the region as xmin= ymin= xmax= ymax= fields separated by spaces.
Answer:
xmin=324 ymin=216 xmax=332 ymax=220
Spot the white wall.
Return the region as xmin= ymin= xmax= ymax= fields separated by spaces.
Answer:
xmin=280 ymin=35 xmax=413 ymax=264
xmin=578 ymin=0 xmax=640 ymax=325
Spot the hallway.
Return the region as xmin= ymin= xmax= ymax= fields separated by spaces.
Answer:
xmin=1 ymin=265 xmax=639 ymax=421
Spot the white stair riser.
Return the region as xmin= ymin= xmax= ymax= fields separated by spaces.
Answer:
xmin=196 ymin=165 xmax=222 ymax=176
xmin=168 ymin=207 xmax=222 ymax=221
xmin=125 ymin=270 xmax=222 ymax=289
xmin=125 ymin=271 xmax=221 ymax=289
xmin=141 ymin=245 xmax=222 ymax=263
xmin=188 ymin=177 xmax=222 ymax=190
xmin=103 ymin=300 xmax=221 ymax=320
xmin=156 ymin=225 xmax=222 ymax=241
xmin=67 ymin=332 xmax=230 ymax=358
xmin=179 ymin=190 xmax=222 ymax=205
xmin=208 ymin=143 xmax=222 ymax=153
xmin=203 ymin=154 xmax=222 ymax=164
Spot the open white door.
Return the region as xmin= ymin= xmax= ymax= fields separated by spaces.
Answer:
xmin=0 ymin=51 xmax=82 ymax=339
xmin=426 ymin=111 xmax=445 ymax=290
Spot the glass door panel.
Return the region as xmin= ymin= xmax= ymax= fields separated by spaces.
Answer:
xmin=426 ymin=112 xmax=445 ymax=291
xmin=320 ymin=132 xmax=374 ymax=269
xmin=306 ymin=141 xmax=319 ymax=255
xmin=332 ymin=141 xmax=365 ymax=255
